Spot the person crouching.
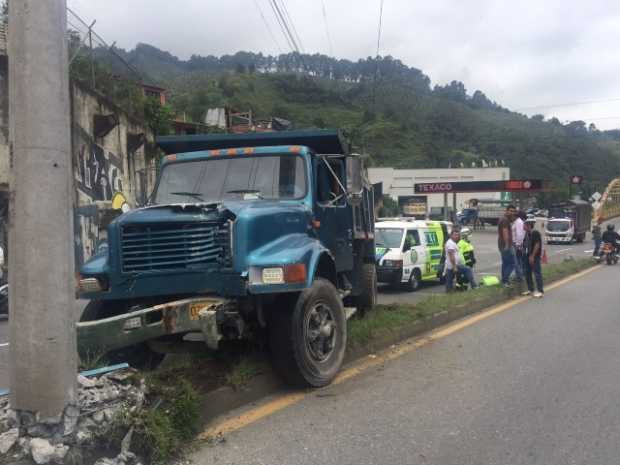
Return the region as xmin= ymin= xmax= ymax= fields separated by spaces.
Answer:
xmin=445 ymin=229 xmax=477 ymax=292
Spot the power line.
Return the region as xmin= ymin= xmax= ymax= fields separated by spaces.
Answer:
xmin=376 ymin=0 xmax=385 ymax=58
xmin=253 ymin=0 xmax=283 ymax=54
xmin=267 ymin=0 xmax=295 ymax=52
xmin=273 ymin=0 xmax=302 ymax=54
xmin=278 ymin=0 xmax=304 ymax=53
xmin=320 ymin=0 xmax=334 ymax=56
xmin=516 ymin=97 xmax=620 ymax=112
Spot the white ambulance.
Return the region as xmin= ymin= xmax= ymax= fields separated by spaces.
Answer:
xmin=375 ymin=219 xmax=452 ymax=291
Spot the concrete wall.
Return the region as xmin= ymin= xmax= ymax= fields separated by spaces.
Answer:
xmin=368 ymin=167 xmax=511 ymax=215
xmin=0 ymin=66 xmax=158 ymax=268
xmin=71 ymin=82 xmax=158 ymax=267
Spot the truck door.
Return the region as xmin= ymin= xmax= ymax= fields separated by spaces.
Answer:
xmin=314 ymin=157 xmax=354 ymax=272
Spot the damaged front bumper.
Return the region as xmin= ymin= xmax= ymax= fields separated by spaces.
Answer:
xmin=77 ymin=296 xmax=232 ymax=355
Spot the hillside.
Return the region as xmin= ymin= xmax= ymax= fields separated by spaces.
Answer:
xmin=107 ymin=45 xmax=620 ymax=197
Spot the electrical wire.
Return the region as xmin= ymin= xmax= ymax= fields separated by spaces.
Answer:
xmin=320 ymin=0 xmax=334 ymax=56
xmin=272 ymin=0 xmax=301 ymax=54
xmin=267 ymin=0 xmax=295 ymax=52
xmin=516 ymin=98 xmax=620 ymax=112
xmin=278 ymin=0 xmax=304 ymax=53
xmin=253 ymin=0 xmax=283 ymax=54
xmin=376 ymin=0 xmax=384 ymax=58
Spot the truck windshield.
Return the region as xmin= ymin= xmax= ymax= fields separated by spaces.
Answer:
xmin=375 ymin=228 xmax=404 ymax=248
xmin=547 ymin=221 xmax=570 ymax=232
xmin=154 ymin=155 xmax=307 ymax=204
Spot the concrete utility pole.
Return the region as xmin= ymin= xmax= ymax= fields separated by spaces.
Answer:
xmin=8 ymin=0 xmax=76 ymax=416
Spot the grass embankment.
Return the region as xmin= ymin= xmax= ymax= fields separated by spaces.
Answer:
xmin=119 ymin=257 xmax=595 ymax=464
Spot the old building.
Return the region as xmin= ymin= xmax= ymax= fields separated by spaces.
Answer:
xmin=0 ymin=28 xmax=159 ymax=269
xmin=71 ymin=82 xmax=158 ymax=267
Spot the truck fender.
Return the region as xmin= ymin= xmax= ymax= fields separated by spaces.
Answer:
xmin=247 ymin=233 xmax=332 ymax=289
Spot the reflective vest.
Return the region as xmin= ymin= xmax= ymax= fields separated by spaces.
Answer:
xmin=457 ymin=239 xmax=475 ymax=267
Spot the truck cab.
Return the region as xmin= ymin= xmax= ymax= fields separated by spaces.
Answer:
xmin=76 ymin=130 xmax=376 ymax=387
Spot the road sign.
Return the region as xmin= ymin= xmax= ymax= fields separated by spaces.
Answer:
xmin=591 ymin=191 xmax=602 ymax=202
xmin=570 ymin=175 xmax=583 ymax=185
xmin=414 ymin=179 xmax=546 ymax=194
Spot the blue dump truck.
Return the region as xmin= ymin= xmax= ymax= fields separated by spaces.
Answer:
xmin=76 ymin=130 xmax=376 ymax=387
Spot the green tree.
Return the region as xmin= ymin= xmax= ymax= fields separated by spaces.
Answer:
xmin=144 ymin=98 xmax=174 ymax=135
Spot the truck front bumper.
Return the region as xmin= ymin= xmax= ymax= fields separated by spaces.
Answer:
xmin=76 ymin=296 xmax=231 ymax=355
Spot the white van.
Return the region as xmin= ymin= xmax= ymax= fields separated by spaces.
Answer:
xmin=375 ymin=219 xmax=452 ymax=291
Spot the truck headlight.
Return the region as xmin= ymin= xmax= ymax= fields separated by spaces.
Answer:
xmin=250 ymin=264 xmax=307 ymax=285
xmin=262 ymin=267 xmax=284 ymax=284
xmin=78 ymin=277 xmax=108 ymax=293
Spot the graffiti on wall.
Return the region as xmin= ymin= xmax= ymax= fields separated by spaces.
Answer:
xmin=75 ymin=125 xmax=124 ymax=202
xmin=74 ymin=204 xmax=99 ymax=269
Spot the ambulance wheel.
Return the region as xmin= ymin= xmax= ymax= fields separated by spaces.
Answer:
xmin=269 ymin=279 xmax=346 ymax=387
xmin=404 ymin=269 xmax=421 ymax=292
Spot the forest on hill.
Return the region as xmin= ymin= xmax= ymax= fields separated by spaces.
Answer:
xmin=102 ymin=44 xmax=620 ymax=198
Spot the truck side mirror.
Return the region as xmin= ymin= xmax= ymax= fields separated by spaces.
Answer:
xmin=346 ymin=155 xmax=364 ymax=202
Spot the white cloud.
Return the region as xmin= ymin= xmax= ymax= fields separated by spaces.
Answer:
xmin=69 ymin=0 xmax=620 ymax=128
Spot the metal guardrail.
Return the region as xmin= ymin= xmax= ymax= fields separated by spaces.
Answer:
xmin=594 ymin=178 xmax=620 ymax=222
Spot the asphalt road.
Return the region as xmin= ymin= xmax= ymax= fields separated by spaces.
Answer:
xmin=194 ymin=263 xmax=620 ymax=465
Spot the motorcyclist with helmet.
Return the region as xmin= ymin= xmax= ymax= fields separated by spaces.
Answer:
xmin=601 ymin=224 xmax=620 ymax=255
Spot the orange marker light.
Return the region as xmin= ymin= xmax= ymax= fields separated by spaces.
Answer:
xmin=312 ymin=220 xmax=321 ymax=229
xmin=227 ymin=148 xmax=237 ymax=156
xmin=284 ymin=264 xmax=307 ymax=284
xmin=167 ymin=154 xmax=177 ymax=162
xmin=243 ymin=147 xmax=254 ymax=155
xmin=211 ymin=149 xmax=220 ymax=156
xmin=290 ymin=146 xmax=301 ymax=153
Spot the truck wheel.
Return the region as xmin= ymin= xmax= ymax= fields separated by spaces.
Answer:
xmin=79 ymin=300 xmax=165 ymax=370
xmin=404 ymin=269 xmax=421 ymax=292
xmin=355 ymin=263 xmax=377 ymax=315
xmin=269 ymin=278 xmax=346 ymax=387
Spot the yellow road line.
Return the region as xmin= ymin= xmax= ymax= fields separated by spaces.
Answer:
xmin=200 ymin=264 xmax=601 ymax=439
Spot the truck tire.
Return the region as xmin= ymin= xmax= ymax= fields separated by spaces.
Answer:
xmin=269 ymin=278 xmax=346 ymax=387
xmin=404 ymin=269 xmax=421 ymax=292
xmin=355 ymin=263 xmax=377 ymax=315
xmin=79 ymin=300 xmax=165 ymax=370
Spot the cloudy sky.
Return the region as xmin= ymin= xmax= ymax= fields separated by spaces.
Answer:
xmin=69 ymin=0 xmax=620 ymax=129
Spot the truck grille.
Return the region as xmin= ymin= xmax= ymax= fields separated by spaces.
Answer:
xmin=120 ymin=222 xmax=231 ymax=273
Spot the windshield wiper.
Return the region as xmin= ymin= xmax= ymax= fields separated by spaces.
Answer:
xmin=170 ymin=192 xmax=204 ymax=201
xmin=225 ymin=189 xmax=263 ymax=198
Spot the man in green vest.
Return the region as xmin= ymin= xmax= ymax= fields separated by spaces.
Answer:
xmin=456 ymin=228 xmax=476 ymax=290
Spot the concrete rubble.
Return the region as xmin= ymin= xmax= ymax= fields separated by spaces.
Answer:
xmin=0 ymin=368 xmax=147 ymax=465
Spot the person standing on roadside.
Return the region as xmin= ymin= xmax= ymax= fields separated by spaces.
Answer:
xmin=512 ymin=211 xmax=526 ymax=281
xmin=498 ymin=205 xmax=516 ymax=287
xmin=521 ymin=218 xmax=544 ymax=298
xmin=445 ymin=229 xmax=477 ymax=292
xmin=592 ymin=218 xmax=602 ymax=257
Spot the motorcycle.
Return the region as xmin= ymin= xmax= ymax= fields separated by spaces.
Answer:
xmin=600 ymin=242 xmax=619 ymax=265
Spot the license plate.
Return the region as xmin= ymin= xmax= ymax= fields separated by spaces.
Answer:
xmin=189 ymin=301 xmax=213 ymax=320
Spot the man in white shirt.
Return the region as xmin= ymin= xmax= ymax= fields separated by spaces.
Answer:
xmin=445 ymin=229 xmax=477 ymax=291
xmin=511 ymin=211 xmax=525 ymax=281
